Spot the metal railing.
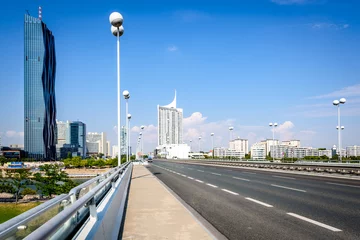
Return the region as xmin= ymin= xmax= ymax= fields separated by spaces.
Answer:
xmin=0 ymin=162 xmax=132 ymax=240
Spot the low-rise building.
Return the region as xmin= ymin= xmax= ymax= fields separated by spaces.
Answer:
xmin=229 ymin=138 xmax=248 ymax=153
xmin=251 ymin=142 xmax=266 ymax=160
xmin=214 ymin=147 xmax=245 ymax=159
xmin=156 ymin=144 xmax=190 ymax=159
xmin=346 ymin=145 xmax=360 ymax=157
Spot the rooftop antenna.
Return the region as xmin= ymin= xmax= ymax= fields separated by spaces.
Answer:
xmin=38 ymin=6 xmax=42 ymax=20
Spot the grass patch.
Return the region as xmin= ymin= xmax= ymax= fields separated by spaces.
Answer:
xmin=0 ymin=202 xmax=42 ymax=224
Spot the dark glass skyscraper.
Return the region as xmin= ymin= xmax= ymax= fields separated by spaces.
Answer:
xmin=24 ymin=14 xmax=56 ymax=160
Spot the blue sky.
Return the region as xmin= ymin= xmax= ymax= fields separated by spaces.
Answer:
xmin=0 ymin=0 xmax=359 ymax=153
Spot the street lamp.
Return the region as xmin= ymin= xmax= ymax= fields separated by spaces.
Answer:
xmin=269 ymin=122 xmax=278 ymax=161
xmin=229 ymin=127 xmax=233 ymax=159
xmin=123 ymin=90 xmax=130 ymax=162
xmin=333 ymin=98 xmax=346 ymax=162
xmin=141 ymin=126 xmax=145 ymax=160
xmin=138 ymin=134 xmax=142 ymax=160
xmin=127 ymin=113 xmax=131 ymax=162
xmin=109 ymin=12 xmax=124 ymax=167
xmin=211 ymin=133 xmax=214 ymax=159
xmin=198 ymin=136 xmax=202 ymax=158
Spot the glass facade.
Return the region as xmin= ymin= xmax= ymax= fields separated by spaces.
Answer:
xmin=24 ymin=14 xmax=56 ymax=160
xmin=69 ymin=122 xmax=87 ymax=157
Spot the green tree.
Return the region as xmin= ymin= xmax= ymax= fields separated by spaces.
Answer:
xmin=34 ymin=164 xmax=77 ymax=198
xmin=4 ymin=169 xmax=32 ymax=203
xmin=67 ymin=152 xmax=73 ymax=159
xmin=21 ymin=188 xmax=37 ymax=195
xmin=245 ymin=154 xmax=251 ymax=159
xmin=0 ymin=156 xmax=8 ymax=166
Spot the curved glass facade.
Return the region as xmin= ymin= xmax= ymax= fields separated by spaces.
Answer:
xmin=24 ymin=14 xmax=56 ymax=160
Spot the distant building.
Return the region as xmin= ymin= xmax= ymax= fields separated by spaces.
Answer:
xmin=346 ymin=145 xmax=360 ymax=157
xmin=1 ymin=147 xmax=27 ymax=159
xmin=107 ymin=141 xmax=111 ymax=157
xmin=120 ymin=126 xmax=127 ymax=155
xmin=214 ymin=147 xmax=245 ymax=159
xmin=230 ymin=138 xmax=248 ymax=153
xmin=60 ymin=144 xmax=80 ymax=159
xmin=9 ymin=144 xmax=24 ymax=150
xmin=251 ymin=142 xmax=266 ymax=160
xmin=319 ymin=150 xmax=332 ymax=158
xmin=69 ymin=121 xmax=86 ymax=157
xmin=56 ymin=120 xmax=70 ymax=158
xmin=24 ymin=13 xmax=57 ymax=160
xmin=261 ymin=139 xmax=280 ymax=156
xmin=112 ymin=145 xmax=119 ymax=158
xmin=281 ymin=140 xmax=301 ymax=148
xmin=86 ymin=132 xmax=107 ymax=156
xmin=157 ymin=91 xmax=183 ymax=145
xmin=156 ymin=144 xmax=190 ymax=159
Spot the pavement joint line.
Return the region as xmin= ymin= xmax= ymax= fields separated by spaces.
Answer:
xmin=245 ymin=197 xmax=273 ymax=207
xmin=243 ymin=172 xmax=256 ymax=175
xmin=271 ymin=184 xmax=307 ymax=192
xmin=287 ymin=213 xmax=342 ymax=232
xmin=211 ymin=172 xmax=222 ymax=176
xmin=197 ymin=170 xmax=205 ymax=172
xmin=232 ymin=177 xmax=250 ymax=181
xmin=326 ymin=182 xmax=360 ymax=188
xmin=272 ymin=175 xmax=296 ymax=180
xmin=195 ymin=179 xmax=204 ymax=183
xmin=206 ymin=183 xmax=218 ymax=188
xmin=187 ymin=177 xmax=194 ymax=180
xmin=221 ymin=189 xmax=239 ymax=195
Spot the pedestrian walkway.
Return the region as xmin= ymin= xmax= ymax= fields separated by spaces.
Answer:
xmin=122 ymin=165 xmax=213 ymax=240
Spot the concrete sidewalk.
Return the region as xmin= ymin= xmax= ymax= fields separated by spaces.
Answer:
xmin=122 ymin=165 xmax=213 ymax=240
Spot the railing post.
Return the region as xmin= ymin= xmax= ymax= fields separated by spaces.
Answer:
xmin=88 ymin=198 xmax=97 ymax=221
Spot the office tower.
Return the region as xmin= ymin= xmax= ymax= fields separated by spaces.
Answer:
xmin=107 ymin=141 xmax=111 ymax=157
xmin=157 ymin=91 xmax=183 ymax=145
xmin=24 ymin=10 xmax=56 ymax=160
xmin=69 ymin=121 xmax=86 ymax=157
xmin=86 ymin=132 xmax=107 ymax=155
xmin=120 ymin=126 xmax=127 ymax=155
xmin=56 ymin=120 xmax=70 ymax=157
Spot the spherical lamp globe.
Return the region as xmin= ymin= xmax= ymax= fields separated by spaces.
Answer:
xmin=109 ymin=12 xmax=123 ymax=27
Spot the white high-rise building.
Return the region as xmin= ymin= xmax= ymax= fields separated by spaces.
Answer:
xmin=86 ymin=132 xmax=107 ymax=155
xmin=112 ymin=145 xmax=118 ymax=158
xmin=157 ymin=91 xmax=183 ymax=145
xmin=251 ymin=142 xmax=266 ymax=160
xmin=56 ymin=120 xmax=70 ymax=158
xmin=281 ymin=140 xmax=301 ymax=148
xmin=230 ymin=138 xmax=248 ymax=153
xmin=107 ymin=141 xmax=111 ymax=157
xmin=261 ymin=139 xmax=280 ymax=156
xmin=346 ymin=145 xmax=360 ymax=157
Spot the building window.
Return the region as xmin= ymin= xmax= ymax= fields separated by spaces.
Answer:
xmin=26 ymin=56 xmax=28 ymax=61
xmin=38 ymin=56 xmax=40 ymax=61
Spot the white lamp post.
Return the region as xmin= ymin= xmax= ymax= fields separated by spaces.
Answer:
xmin=141 ymin=126 xmax=145 ymax=160
xmin=138 ymin=134 xmax=142 ymax=160
xmin=269 ymin=122 xmax=278 ymax=161
xmin=123 ymin=90 xmax=130 ymax=162
xmin=127 ymin=113 xmax=131 ymax=162
xmin=198 ymin=136 xmax=202 ymax=158
xmin=109 ymin=12 xmax=124 ymax=167
xmin=211 ymin=133 xmax=214 ymax=159
xmin=190 ymin=140 xmax=192 ymax=153
xmin=333 ymin=98 xmax=346 ymax=162
xmin=229 ymin=127 xmax=233 ymax=159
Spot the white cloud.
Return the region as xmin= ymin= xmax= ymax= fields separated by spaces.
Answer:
xmin=311 ymin=23 xmax=350 ymax=30
xmin=310 ymin=84 xmax=360 ymax=99
xmin=273 ymin=121 xmax=295 ymax=140
xmin=6 ymin=131 xmax=23 ymax=138
xmin=167 ymin=45 xmax=178 ymax=52
xmin=0 ymin=130 xmax=24 ymax=146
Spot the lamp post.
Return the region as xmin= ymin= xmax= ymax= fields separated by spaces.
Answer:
xmin=141 ymin=126 xmax=145 ymax=160
xmin=127 ymin=113 xmax=131 ymax=162
xmin=229 ymin=127 xmax=233 ymax=159
xmin=109 ymin=12 xmax=124 ymax=167
xmin=198 ymin=136 xmax=202 ymax=158
xmin=123 ymin=90 xmax=130 ymax=162
xmin=138 ymin=134 xmax=142 ymax=160
xmin=211 ymin=133 xmax=214 ymax=159
xmin=190 ymin=140 xmax=192 ymax=152
xmin=333 ymin=98 xmax=346 ymax=162
xmin=269 ymin=122 xmax=278 ymax=161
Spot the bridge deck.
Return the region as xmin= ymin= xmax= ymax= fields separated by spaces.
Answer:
xmin=123 ymin=165 xmax=212 ymax=239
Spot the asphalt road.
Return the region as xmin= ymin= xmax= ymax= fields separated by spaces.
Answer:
xmin=146 ymin=160 xmax=360 ymax=240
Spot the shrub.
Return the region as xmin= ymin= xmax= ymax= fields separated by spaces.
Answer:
xmin=21 ymin=188 xmax=37 ymax=196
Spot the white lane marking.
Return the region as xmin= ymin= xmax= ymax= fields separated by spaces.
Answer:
xmin=243 ymin=172 xmax=256 ymax=175
xmin=197 ymin=170 xmax=205 ymax=172
xmin=195 ymin=179 xmax=204 ymax=183
xmin=211 ymin=172 xmax=222 ymax=176
xmin=206 ymin=183 xmax=218 ymax=188
xmin=326 ymin=182 xmax=360 ymax=189
xmin=245 ymin=198 xmax=273 ymax=207
xmin=221 ymin=189 xmax=239 ymax=195
xmin=287 ymin=213 xmax=342 ymax=232
xmin=272 ymin=175 xmax=296 ymax=180
xmin=187 ymin=177 xmax=194 ymax=180
xmin=233 ymin=177 xmax=250 ymax=182
xmin=271 ymin=184 xmax=306 ymax=193
xmin=181 ymin=174 xmax=187 ymax=177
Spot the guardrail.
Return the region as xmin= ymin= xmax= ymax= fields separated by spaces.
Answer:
xmin=0 ymin=162 xmax=132 ymax=240
xmin=159 ymin=159 xmax=360 ymax=176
